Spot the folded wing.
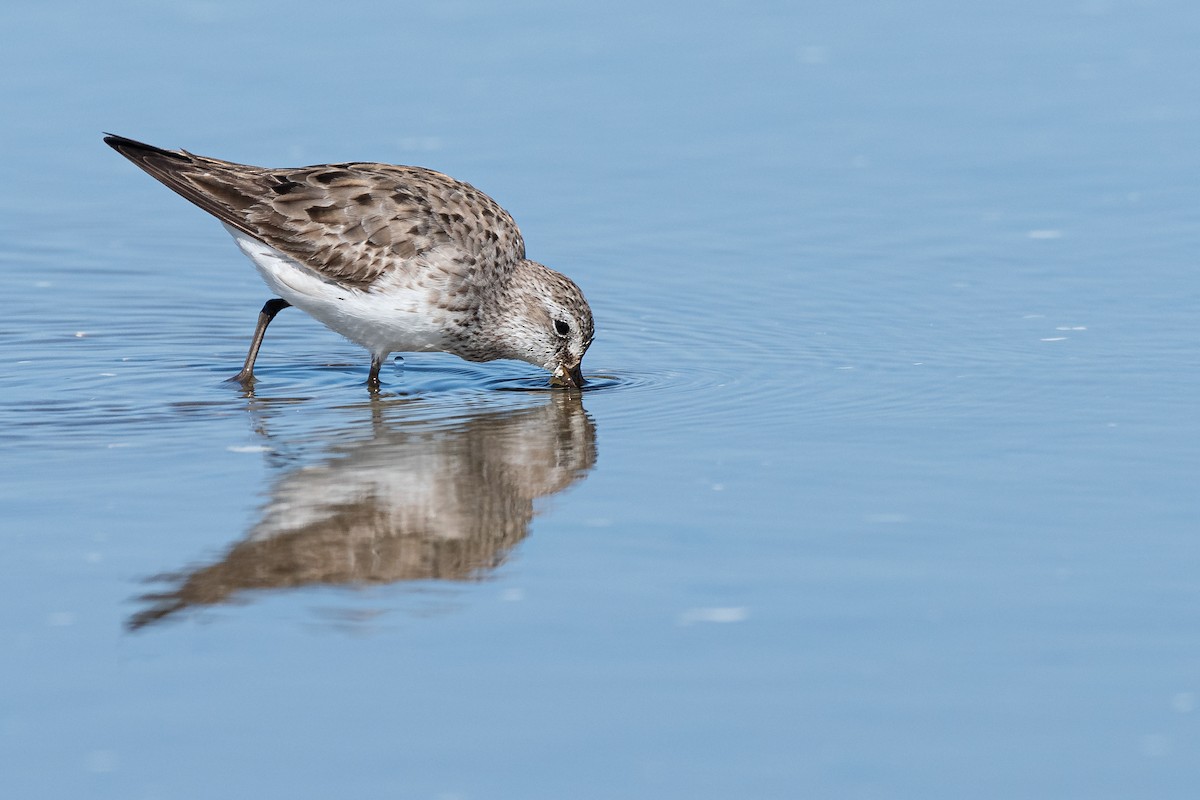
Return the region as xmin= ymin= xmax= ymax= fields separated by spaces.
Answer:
xmin=104 ymin=134 xmax=525 ymax=290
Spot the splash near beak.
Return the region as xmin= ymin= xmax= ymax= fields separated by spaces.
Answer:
xmin=551 ymin=362 xmax=586 ymax=389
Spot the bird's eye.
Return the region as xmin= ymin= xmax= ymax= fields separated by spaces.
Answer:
xmin=554 ymin=319 xmax=570 ymax=336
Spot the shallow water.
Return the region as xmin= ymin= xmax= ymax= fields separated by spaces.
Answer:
xmin=3 ymin=1 xmax=1200 ymax=797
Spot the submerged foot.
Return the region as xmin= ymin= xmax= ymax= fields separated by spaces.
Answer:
xmin=366 ymin=354 xmax=385 ymax=393
xmin=224 ymin=370 xmax=256 ymax=386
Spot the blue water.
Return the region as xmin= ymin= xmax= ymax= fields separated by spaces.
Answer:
xmin=2 ymin=1 xmax=1199 ymax=797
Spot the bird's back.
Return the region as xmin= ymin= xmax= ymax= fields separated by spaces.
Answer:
xmin=103 ymin=134 xmax=526 ymax=292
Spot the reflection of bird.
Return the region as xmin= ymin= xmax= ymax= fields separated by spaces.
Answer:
xmin=128 ymin=394 xmax=596 ymax=630
xmin=104 ymin=134 xmax=593 ymax=390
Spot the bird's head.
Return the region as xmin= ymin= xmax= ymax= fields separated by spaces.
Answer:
xmin=487 ymin=260 xmax=593 ymax=388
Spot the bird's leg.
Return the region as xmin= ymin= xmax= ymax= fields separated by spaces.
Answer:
xmin=228 ymin=298 xmax=291 ymax=385
xmin=367 ymin=353 xmax=384 ymax=393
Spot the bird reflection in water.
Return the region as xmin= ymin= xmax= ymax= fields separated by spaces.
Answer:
xmin=128 ymin=393 xmax=596 ymax=630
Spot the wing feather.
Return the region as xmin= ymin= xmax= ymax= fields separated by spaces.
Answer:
xmin=104 ymin=134 xmax=525 ymax=290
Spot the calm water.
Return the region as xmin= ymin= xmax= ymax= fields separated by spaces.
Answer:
xmin=3 ymin=1 xmax=1199 ymax=797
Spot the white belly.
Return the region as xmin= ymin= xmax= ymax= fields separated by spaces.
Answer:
xmin=224 ymin=224 xmax=452 ymax=357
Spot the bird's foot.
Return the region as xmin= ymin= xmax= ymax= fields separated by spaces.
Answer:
xmin=224 ymin=370 xmax=256 ymax=386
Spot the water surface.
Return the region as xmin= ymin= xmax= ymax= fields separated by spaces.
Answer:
xmin=2 ymin=1 xmax=1199 ymax=797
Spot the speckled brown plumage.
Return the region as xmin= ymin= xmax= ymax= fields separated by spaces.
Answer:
xmin=104 ymin=133 xmax=593 ymax=389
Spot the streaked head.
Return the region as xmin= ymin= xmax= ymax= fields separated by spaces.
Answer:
xmin=492 ymin=260 xmax=593 ymax=388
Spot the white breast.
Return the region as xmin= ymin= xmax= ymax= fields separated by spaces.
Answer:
xmin=223 ymin=224 xmax=453 ymax=357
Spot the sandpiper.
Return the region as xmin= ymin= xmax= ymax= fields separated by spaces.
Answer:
xmin=104 ymin=134 xmax=593 ymax=390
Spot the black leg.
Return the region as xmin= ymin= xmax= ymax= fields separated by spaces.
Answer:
xmin=228 ymin=298 xmax=290 ymax=385
xmin=367 ymin=353 xmax=384 ymax=392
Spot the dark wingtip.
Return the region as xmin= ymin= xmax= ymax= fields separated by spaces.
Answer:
xmin=103 ymin=132 xmax=140 ymax=151
xmin=103 ymin=133 xmax=189 ymax=162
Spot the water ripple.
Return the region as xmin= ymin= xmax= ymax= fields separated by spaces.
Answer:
xmin=2 ymin=240 xmax=1106 ymax=449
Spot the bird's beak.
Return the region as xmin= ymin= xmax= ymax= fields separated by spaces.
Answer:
xmin=551 ymin=362 xmax=586 ymax=389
